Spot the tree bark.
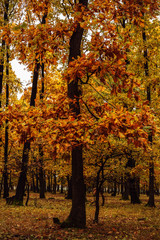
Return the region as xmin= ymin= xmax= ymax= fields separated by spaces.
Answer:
xmin=15 ymin=140 xmax=30 ymax=204
xmin=130 ymin=177 xmax=141 ymax=204
xmin=127 ymin=156 xmax=140 ymax=204
xmin=65 ymin=175 xmax=72 ymax=199
xmin=62 ymin=146 xmax=86 ymax=228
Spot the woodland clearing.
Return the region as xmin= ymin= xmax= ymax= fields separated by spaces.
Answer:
xmin=0 ymin=192 xmax=160 ymax=240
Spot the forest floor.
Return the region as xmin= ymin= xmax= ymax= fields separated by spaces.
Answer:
xmin=0 ymin=192 xmax=160 ymax=240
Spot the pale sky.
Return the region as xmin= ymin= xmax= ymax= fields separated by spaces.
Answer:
xmin=11 ymin=59 xmax=32 ymax=89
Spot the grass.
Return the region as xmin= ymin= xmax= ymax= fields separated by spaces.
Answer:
xmin=0 ymin=192 xmax=160 ymax=239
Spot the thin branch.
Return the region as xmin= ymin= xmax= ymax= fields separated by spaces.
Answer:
xmin=88 ymin=83 xmax=116 ymax=109
xmin=88 ymin=82 xmax=107 ymax=101
xmin=9 ymin=1 xmax=18 ymax=17
xmin=82 ymin=100 xmax=99 ymax=120
xmin=62 ymin=1 xmax=70 ymax=20
xmin=67 ymin=0 xmax=74 ymax=9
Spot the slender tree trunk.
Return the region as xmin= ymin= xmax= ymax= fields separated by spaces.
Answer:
xmin=94 ymin=172 xmax=104 ymax=222
xmin=0 ymin=0 xmax=9 ymax=199
xmin=121 ymin=176 xmax=124 ymax=195
xmin=53 ymin=172 xmax=57 ymax=194
xmin=14 ymin=59 xmax=40 ymax=205
xmin=61 ymin=182 xmax=64 ymax=194
xmin=111 ymin=179 xmax=117 ymax=196
xmin=0 ymin=39 xmax=5 ymax=110
xmin=14 ymin=141 xmax=30 ymax=204
xmin=0 ymin=0 xmax=8 ymax=109
xmin=47 ymin=172 xmax=51 ymax=192
xmin=142 ymin=30 xmax=155 ymax=207
xmin=3 ymin=41 xmax=9 ymax=198
xmin=39 ymin=62 xmax=45 ymax=198
xmin=35 ymin=169 xmax=39 ymax=193
xmin=31 ymin=172 xmax=36 ymax=192
xmin=61 ymin=0 xmax=88 ymax=228
xmin=39 ymin=145 xmax=45 ymax=198
xmin=94 ymin=175 xmax=100 ymax=223
xmin=0 ymin=2 xmax=8 ymax=197
xmin=3 ymin=104 xmax=9 ymax=199
xmin=13 ymin=9 xmax=48 ymax=205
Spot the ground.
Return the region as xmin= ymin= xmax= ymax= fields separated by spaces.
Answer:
xmin=0 ymin=192 xmax=160 ymax=240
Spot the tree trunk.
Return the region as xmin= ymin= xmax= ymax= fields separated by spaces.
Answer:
xmin=47 ymin=172 xmax=51 ymax=192
xmin=130 ymin=177 xmax=141 ymax=204
xmin=94 ymin=171 xmax=104 ymax=222
xmin=128 ymin=156 xmax=140 ymax=204
xmin=61 ymin=183 xmax=64 ymax=194
xmin=121 ymin=176 xmax=124 ymax=195
xmin=35 ymin=170 xmax=39 ymax=193
xmin=14 ymin=59 xmax=40 ymax=205
xmin=3 ymin=42 xmax=9 ymax=199
xmin=0 ymin=2 xmax=8 ymax=198
xmin=111 ymin=179 xmax=117 ymax=196
xmin=142 ymin=29 xmax=155 ymax=207
xmin=53 ymin=173 xmax=57 ymax=194
xmin=94 ymin=180 xmax=100 ymax=223
xmin=39 ymin=63 xmax=45 ymax=199
xmin=65 ymin=175 xmax=72 ymax=199
xmin=0 ymin=0 xmax=9 ymax=109
xmin=15 ymin=141 xmax=30 ymax=204
xmin=147 ymin=156 xmax=155 ymax=206
xmin=61 ymin=0 xmax=88 ymax=228
xmin=31 ymin=172 xmax=36 ymax=192
xmin=62 ymin=146 xmax=86 ymax=228
xmin=39 ymin=146 xmax=45 ymax=198
xmin=0 ymin=38 xmax=5 ymax=110
xmin=13 ymin=9 xmax=48 ymax=205
xmin=122 ymin=175 xmax=129 ymax=200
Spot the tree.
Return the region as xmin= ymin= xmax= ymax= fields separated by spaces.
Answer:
xmin=12 ymin=2 xmax=49 ymax=204
xmin=61 ymin=0 xmax=88 ymax=228
xmin=2 ymin=0 xmax=10 ymax=199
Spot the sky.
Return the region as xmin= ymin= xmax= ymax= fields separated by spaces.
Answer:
xmin=11 ymin=59 xmax=32 ymax=88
